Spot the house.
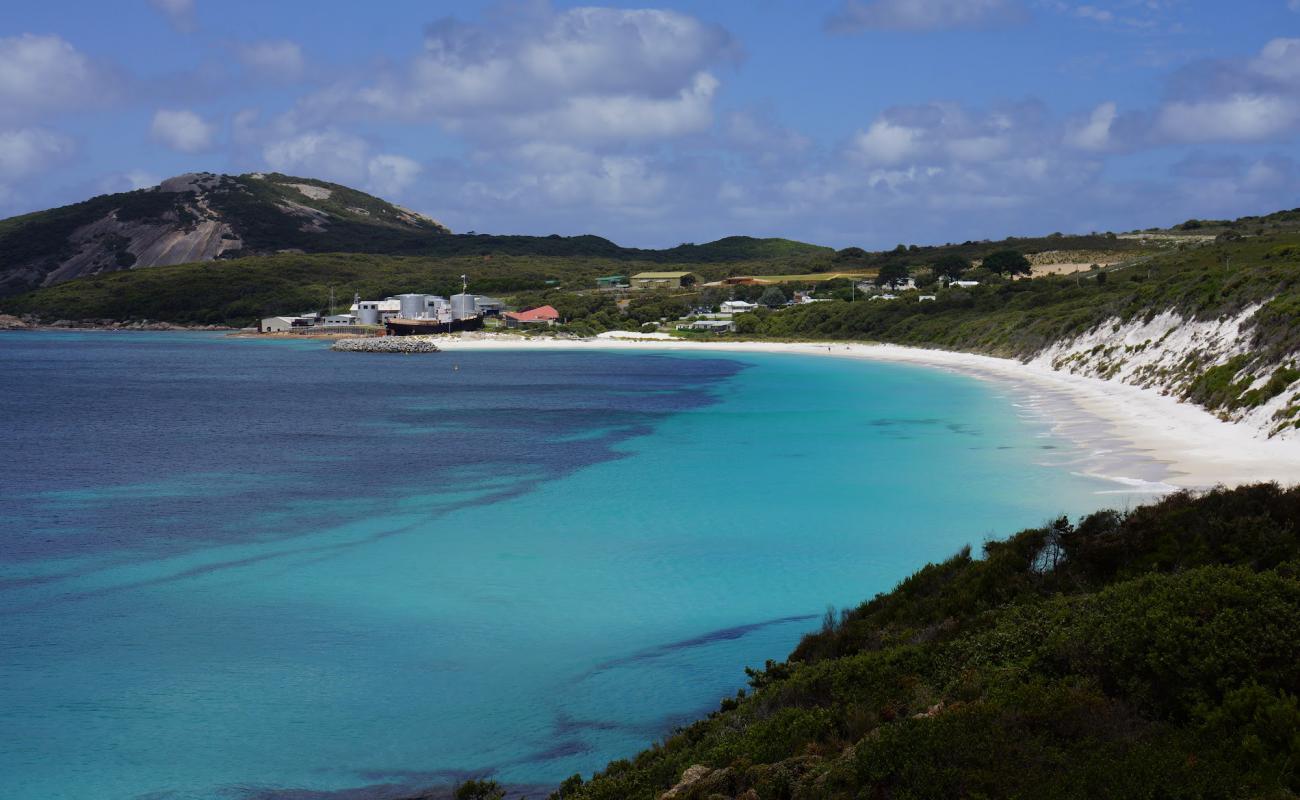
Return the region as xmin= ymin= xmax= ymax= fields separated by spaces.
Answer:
xmin=503 ymin=305 xmax=560 ymax=329
xmin=596 ymin=275 xmax=627 ymax=289
xmin=869 ymin=294 xmax=899 ymax=301
xmin=630 ymin=271 xmax=696 ymax=290
xmin=953 ymin=280 xmax=980 ymax=288
xmin=677 ymin=319 xmax=734 ymax=333
xmin=720 ymin=300 xmax=758 ymax=314
xmin=793 ymin=291 xmax=829 ymax=305
xmin=919 ymin=295 xmax=937 ymax=302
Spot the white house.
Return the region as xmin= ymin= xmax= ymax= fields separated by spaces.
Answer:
xmin=870 ymin=294 xmax=899 ymax=301
xmin=720 ymin=300 xmax=758 ymax=314
xmin=677 ymin=319 xmax=734 ymax=333
xmin=953 ymin=280 xmax=980 ymax=288
xmin=919 ymin=295 xmax=937 ymax=302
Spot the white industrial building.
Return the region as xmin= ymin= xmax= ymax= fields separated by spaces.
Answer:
xmin=349 ymin=293 xmax=504 ymax=325
xmin=260 ymin=316 xmax=307 ymax=333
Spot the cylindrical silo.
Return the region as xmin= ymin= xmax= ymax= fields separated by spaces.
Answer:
xmin=397 ymin=293 xmax=426 ymax=319
xmin=357 ymin=302 xmax=380 ymax=326
xmin=450 ymin=293 xmax=476 ymax=320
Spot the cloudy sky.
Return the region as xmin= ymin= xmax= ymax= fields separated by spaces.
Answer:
xmin=3 ymin=0 xmax=1300 ymax=247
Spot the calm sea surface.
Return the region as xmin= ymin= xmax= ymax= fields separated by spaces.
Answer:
xmin=1 ymin=332 xmax=1129 ymax=799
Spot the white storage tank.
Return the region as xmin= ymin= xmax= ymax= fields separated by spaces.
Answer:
xmin=397 ymin=293 xmax=427 ymax=319
xmin=450 ymin=293 xmax=477 ymax=320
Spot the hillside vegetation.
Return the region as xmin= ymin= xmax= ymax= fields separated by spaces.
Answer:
xmin=0 ymin=227 xmax=1142 ymax=326
xmin=726 ymin=225 xmax=1300 ymax=433
xmin=0 ymin=249 xmax=842 ymax=326
xmin=0 ymin=171 xmax=836 ymax=298
xmin=552 ymin=483 xmax=1300 ymax=800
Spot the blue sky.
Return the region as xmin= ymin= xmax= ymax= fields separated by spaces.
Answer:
xmin=3 ymin=0 xmax=1300 ymax=248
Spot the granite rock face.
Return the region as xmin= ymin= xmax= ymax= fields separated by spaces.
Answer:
xmin=0 ymin=172 xmax=450 ymax=297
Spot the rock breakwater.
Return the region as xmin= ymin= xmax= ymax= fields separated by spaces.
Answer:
xmin=331 ymin=336 xmax=441 ymax=354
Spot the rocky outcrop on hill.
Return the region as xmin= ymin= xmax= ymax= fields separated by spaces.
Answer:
xmin=0 ymin=172 xmax=450 ymax=297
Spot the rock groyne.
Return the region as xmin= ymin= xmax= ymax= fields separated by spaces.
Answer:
xmin=331 ymin=336 xmax=441 ymax=354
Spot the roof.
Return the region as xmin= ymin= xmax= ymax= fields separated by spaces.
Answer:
xmin=503 ymin=305 xmax=560 ymax=322
xmin=597 ymin=275 xmax=626 ymax=280
xmin=632 ymin=271 xmax=694 ymax=279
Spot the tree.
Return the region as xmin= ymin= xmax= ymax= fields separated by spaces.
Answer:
xmin=833 ymin=246 xmax=869 ymax=263
xmin=982 ymin=250 xmax=1031 ymax=277
xmin=931 ymin=255 xmax=970 ymax=281
xmin=875 ymin=262 xmax=910 ymax=289
xmin=759 ymin=286 xmax=787 ymax=307
xmin=733 ymin=313 xmax=761 ymax=334
xmin=455 ymin=779 xmax=506 ymax=800
xmin=549 ymin=774 xmax=586 ymax=799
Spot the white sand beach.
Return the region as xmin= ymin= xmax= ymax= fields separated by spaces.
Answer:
xmin=436 ymin=333 xmax=1300 ymax=492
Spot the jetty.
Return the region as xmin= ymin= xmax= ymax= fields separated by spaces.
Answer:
xmin=330 ymin=336 xmax=441 ymax=354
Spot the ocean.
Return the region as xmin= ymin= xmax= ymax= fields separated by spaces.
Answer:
xmin=0 ymin=332 xmax=1131 ymax=799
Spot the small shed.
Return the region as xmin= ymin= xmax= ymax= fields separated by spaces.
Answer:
xmin=631 ymin=271 xmax=696 ymax=290
xmin=260 ymin=316 xmax=304 ymax=333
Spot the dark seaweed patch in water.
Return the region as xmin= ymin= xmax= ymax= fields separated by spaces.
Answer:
xmin=0 ymin=341 xmax=743 ymax=573
xmin=867 ymin=418 xmax=978 ymax=438
xmin=589 ymin=613 xmax=817 ymax=674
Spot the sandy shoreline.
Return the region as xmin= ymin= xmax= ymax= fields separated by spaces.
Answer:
xmin=434 ymin=334 xmax=1300 ymax=492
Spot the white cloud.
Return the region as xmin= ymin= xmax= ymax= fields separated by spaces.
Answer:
xmin=0 ymin=34 xmax=107 ymax=122
xmin=150 ymin=109 xmax=215 ymax=153
xmin=0 ymin=127 xmax=75 ymax=179
xmin=262 ymin=129 xmax=422 ymax=198
xmin=237 ymin=40 xmax=305 ymax=82
xmin=851 ymin=120 xmax=924 ymax=165
xmin=149 ymin=0 xmax=197 ymax=33
xmin=294 ymin=4 xmax=734 ymax=145
xmin=849 ymin=103 xmax=1029 ymax=168
xmin=1145 ymin=37 xmax=1300 ymax=145
xmin=1075 ymin=5 xmax=1114 ymax=23
xmin=494 ymin=72 xmax=719 ymax=144
xmin=1251 ymin=37 xmax=1300 ymax=82
xmin=366 ymin=154 xmax=422 ymax=196
xmin=1157 ymin=94 xmax=1300 ymax=142
xmin=1066 ymin=102 xmax=1118 ymax=150
xmin=826 ymin=0 xmax=1026 ymax=32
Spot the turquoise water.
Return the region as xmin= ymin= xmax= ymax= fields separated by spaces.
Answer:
xmin=0 ymin=333 xmax=1126 ymax=799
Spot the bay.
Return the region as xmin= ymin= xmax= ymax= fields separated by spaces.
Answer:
xmin=0 ymin=332 xmax=1127 ymax=799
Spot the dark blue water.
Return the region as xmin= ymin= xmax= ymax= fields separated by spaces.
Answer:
xmin=0 ymin=332 xmax=1121 ymax=799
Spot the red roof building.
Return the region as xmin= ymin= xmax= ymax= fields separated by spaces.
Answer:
xmin=502 ymin=305 xmax=560 ymax=328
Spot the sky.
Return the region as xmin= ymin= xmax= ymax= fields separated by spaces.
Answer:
xmin=2 ymin=0 xmax=1300 ymax=248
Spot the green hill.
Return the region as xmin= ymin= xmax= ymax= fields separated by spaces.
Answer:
xmin=554 ymin=483 xmax=1300 ymax=800
xmin=0 ymin=172 xmax=451 ymax=297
